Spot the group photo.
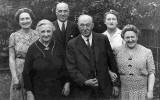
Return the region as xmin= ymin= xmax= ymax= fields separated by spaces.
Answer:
xmin=0 ymin=0 xmax=159 ymax=100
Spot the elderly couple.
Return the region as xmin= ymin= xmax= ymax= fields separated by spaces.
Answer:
xmin=9 ymin=2 xmax=155 ymax=100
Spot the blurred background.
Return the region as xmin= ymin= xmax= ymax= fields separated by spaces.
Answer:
xmin=0 ymin=0 xmax=160 ymax=100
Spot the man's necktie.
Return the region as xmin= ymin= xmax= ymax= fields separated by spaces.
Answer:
xmin=86 ymin=38 xmax=96 ymax=78
xmin=86 ymin=38 xmax=91 ymax=47
xmin=61 ymin=22 xmax=65 ymax=32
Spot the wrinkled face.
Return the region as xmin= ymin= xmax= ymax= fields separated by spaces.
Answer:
xmin=78 ymin=16 xmax=94 ymax=37
xmin=105 ymin=13 xmax=118 ymax=30
xmin=39 ymin=25 xmax=53 ymax=43
xmin=124 ymin=31 xmax=138 ymax=49
xmin=56 ymin=4 xmax=69 ymax=22
xmin=19 ymin=12 xmax=32 ymax=29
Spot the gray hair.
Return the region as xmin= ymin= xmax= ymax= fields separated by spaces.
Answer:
xmin=56 ymin=2 xmax=69 ymax=12
xmin=36 ymin=19 xmax=55 ymax=31
xmin=121 ymin=24 xmax=140 ymax=39
xmin=78 ymin=14 xmax=93 ymax=23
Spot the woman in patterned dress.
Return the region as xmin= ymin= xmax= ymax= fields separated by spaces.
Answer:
xmin=9 ymin=8 xmax=38 ymax=100
xmin=114 ymin=24 xmax=155 ymax=100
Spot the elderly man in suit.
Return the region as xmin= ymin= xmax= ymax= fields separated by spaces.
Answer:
xmin=66 ymin=14 xmax=120 ymax=100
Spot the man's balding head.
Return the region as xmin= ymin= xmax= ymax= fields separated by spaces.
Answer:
xmin=78 ymin=14 xmax=94 ymax=37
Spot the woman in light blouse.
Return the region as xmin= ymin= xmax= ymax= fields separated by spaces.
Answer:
xmin=102 ymin=10 xmax=123 ymax=96
xmin=102 ymin=9 xmax=123 ymax=50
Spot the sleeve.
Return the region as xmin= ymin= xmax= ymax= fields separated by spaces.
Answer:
xmin=66 ymin=42 xmax=87 ymax=86
xmin=59 ymin=53 xmax=70 ymax=84
xmin=22 ymin=45 xmax=34 ymax=91
xmin=9 ymin=33 xmax=15 ymax=48
xmin=104 ymin=36 xmax=121 ymax=87
xmin=146 ymin=49 xmax=155 ymax=74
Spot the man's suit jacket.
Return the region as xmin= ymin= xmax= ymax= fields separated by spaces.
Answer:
xmin=66 ymin=32 xmax=119 ymax=98
xmin=53 ymin=20 xmax=79 ymax=53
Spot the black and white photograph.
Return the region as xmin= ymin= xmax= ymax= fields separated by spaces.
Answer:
xmin=0 ymin=0 xmax=159 ymax=100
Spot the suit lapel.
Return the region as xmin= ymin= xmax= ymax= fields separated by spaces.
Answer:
xmin=65 ymin=21 xmax=70 ymax=41
xmin=92 ymin=33 xmax=99 ymax=63
xmin=77 ymin=35 xmax=90 ymax=60
xmin=55 ymin=20 xmax=61 ymax=32
xmin=54 ymin=21 xmax=65 ymax=44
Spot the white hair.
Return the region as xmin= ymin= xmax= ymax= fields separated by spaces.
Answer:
xmin=78 ymin=14 xmax=93 ymax=23
xmin=56 ymin=2 xmax=69 ymax=12
xmin=36 ymin=19 xmax=55 ymax=31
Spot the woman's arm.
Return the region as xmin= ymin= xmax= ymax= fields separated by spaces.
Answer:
xmin=9 ymin=34 xmax=18 ymax=84
xmin=147 ymin=73 xmax=155 ymax=99
xmin=9 ymin=47 xmax=18 ymax=83
xmin=146 ymin=50 xmax=155 ymax=99
xmin=148 ymin=73 xmax=155 ymax=92
xmin=23 ymin=45 xmax=34 ymax=92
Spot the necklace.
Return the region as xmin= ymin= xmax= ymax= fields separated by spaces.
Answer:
xmin=44 ymin=47 xmax=49 ymax=50
xmin=128 ymin=52 xmax=133 ymax=60
xmin=125 ymin=45 xmax=134 ymax=61
xmin=35 ymin=40 xmax=55 ymax=57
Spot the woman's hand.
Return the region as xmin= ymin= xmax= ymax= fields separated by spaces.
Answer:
xmin=27 ymin=91 xmax=35 ymax=100
xmin=13 ymin=76 xmax=19 ymax=84
xmin=112 ymin=86 xmax=119 ymax=96
xmin=147 ymin=91 xmax=153 ymax=99
xmin=12 ymin=76 xmax=22 ymax=90
xmin=62 ymin=82 xmax=70 ymax=96
xmin=109 ymin=70 xmax=117 ymax=82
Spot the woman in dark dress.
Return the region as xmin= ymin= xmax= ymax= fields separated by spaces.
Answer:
xmin=23 ymin=19 xmax=70 ymax=100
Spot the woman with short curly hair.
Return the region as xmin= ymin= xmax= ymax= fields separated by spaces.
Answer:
xmin=115 ymin=24 xmax=155 ymax=100
xmin=9 ymin=8 xmax=38 ymax=100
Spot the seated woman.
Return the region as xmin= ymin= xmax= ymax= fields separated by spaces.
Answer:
xmin=114 ymin=24 xmax=155 ymax=100
xmin=23 ymin=19 xmax=70 ymax=100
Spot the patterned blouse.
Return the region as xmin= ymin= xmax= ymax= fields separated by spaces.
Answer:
xmin=114 ymin=44 xmax=155 ymax=91
xmin=9 ymin=29 xmax=39 ymax=74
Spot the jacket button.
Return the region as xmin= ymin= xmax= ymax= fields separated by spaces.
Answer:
xmin=70 ymin=35 xmax=73 ymax=37
xmin=129 ymin=73 xmax=134 ymax=76
xmin=128 ymin=64 xmax=132 ymax=67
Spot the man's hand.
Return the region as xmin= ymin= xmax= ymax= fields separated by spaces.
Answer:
xmin=27 ymin=91 xmax=35 ymax=100
xmin=84 ymin=78 xmax=98 ymax=87
xmin=109 ymin=70 xmax=117 ymax=82
xmin=112 ymin=86 xmax=119 ymax=96
xmin=62 ymin=82 xmax=70 ymax=96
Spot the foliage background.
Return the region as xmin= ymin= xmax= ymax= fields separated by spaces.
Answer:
xmin=0 ymin=0 xmax=160 ymax=99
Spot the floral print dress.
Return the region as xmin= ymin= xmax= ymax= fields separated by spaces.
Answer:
xmin=114 ymin=44 xmax=155 ymax=100
xmin=9 ymin=29 xmax=38 ymax=100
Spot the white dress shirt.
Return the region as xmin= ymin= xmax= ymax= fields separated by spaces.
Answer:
xmin=81 ymin=33 xmax=92 ymax=46
xmin=103 ymin=28 xmax=123 ymax=49
xmin=57 ymin=20 xmax=67 ymax=31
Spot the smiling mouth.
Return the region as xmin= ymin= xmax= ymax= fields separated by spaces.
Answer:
xmin=22 ymin=23 xmax=30 ymax=25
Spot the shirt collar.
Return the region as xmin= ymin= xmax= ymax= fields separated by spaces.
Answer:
xmin=81 ymin=33 xmax=92 ymax=42
xmin=57 ymin=20 xmax=67 ymax=29
xmin=103 ymin=28 xmax=121 ymax=38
